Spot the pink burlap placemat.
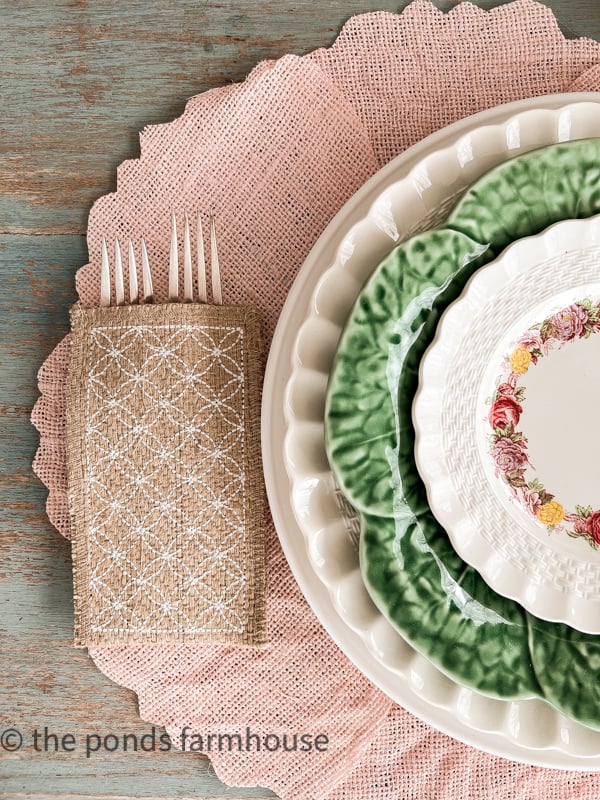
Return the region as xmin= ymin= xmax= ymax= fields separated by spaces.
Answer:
xmin=31 ymin=1 xmax=600 ymax=797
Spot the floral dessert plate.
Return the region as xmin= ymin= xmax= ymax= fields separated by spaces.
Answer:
xmin=264 ymin=95 xmax=600 ymax=767
xmin=413 ymin=215 xmax=600 ymax=631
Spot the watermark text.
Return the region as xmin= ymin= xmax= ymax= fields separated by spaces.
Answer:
xmin=0 ymin=726 xmax=329 ymax=758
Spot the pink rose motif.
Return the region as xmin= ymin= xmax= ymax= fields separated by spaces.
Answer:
xmin=496 ymin=382 xmax=515 ymax=397
xmin=489 ymin=395 xmax=523 ymax=429
xmin=551 ymin=304 xmax=588 ymax=341
xmin=493 ymin=437 xmax=527 ymax=474
xmin=522 ymin=487 xmax=542 ymax=516
xmin=585 ymin=511 xmax=600 ymax=545
xmin=518 ymin=330 xmax=543 ymax=353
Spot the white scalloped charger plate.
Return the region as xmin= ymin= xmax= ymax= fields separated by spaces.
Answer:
xmin=262 ymin=95 xmax=600 ymax=767
xmin=414 ymin=215 xmax=600 ymax=633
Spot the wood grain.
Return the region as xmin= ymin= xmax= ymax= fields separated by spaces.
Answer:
xmin=2 ymin=1 xmax=600 ymax=798
xmin=2 ymin=0 xmax=600 ymax=237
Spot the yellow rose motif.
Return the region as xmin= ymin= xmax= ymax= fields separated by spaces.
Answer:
xmin=509 ymin=346 xmax=532 ymax=374
xmin=536 ymin=501 xmax=565 ymax=527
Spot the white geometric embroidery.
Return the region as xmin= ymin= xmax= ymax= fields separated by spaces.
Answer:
xmin=83 ymin=324 xmax=248 ymax=636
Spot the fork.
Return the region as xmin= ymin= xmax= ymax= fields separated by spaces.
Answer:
xmin=100 ymin=212 xmax=222 ymax=307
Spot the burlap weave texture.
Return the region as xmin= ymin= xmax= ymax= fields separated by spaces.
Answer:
xmin=67 ymin=302 xmax=266 ymax=647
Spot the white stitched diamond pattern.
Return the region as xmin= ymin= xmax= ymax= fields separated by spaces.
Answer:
xmin=83 ymin=323 xmax=248 ymax=636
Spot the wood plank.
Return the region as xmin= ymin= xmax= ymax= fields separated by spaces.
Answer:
xmin=2 ymin=0 xmax=600 ymax=236
xmin=4 ymin=794 xmax=272 ymax=800
xmin=3 ymin=759 xmax=273 ymax=800
xmin=4 ymin=796 xmax=274 ymax=800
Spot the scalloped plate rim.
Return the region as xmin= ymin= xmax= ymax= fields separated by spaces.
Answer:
xmin=412 ymin=214 xmax=600 ymax=632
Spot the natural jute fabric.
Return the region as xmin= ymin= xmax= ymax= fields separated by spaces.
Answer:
xmin=67 ymin=302 xmax=265 ymax=647
xmin=32 ymin=1 xmax=600 ymax=798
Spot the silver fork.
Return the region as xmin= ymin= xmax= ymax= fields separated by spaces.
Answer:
xmin=168 ymin=211 xmax=222 ymax=304
xmin=100 ymin=211 xmax=222 ymax=307
xmin=100 ymin=237 xmax=153 ymax=307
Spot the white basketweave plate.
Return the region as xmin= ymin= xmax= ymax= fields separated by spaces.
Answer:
xmin=414 ymin=215 xmax=600 ymax=633
xmin=262 ymin=94 xmax=600 ymax=767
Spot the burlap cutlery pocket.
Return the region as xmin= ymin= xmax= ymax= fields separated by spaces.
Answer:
xmin=66 ymin=302 xmax=266 ymax=647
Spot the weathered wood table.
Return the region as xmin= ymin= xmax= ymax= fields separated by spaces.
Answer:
xmin=2 ymin=2 xmax=600 ymax=797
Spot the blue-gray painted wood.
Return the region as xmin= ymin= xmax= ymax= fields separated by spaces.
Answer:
xmin=1 ymin=2 xmax=600 ymax=797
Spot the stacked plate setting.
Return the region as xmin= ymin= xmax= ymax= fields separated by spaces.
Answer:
xmin=263 ymin=95 xmax=600 ymax=767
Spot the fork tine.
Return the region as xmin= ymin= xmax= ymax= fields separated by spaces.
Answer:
xmin=114 ymin=238 xmax=125 ymax=306
xmin=183 ymin=212 xmax=193 ymax=303
xmin=140 ymin=238 xmax=153 ymax=303
xmin=210 ymin=214 xmax=222 ymax=305
xmin=100 ymin=214 xmax=220 ymax=307
xmin=197 ymin=214 xmax=207 ymax=303
xmin=169 ymin=210 xmax=179 ymax=302
xmin=100 ymin=237 xmax=111 ymax=307
xmin=128 ymin=238 xmax=138 ymax=304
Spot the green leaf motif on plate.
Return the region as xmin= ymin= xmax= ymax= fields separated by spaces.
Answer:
xmin=325 ymin=138 xmax=600 ymax=728
xmin=325 ymin=228 xmax=488 ymax=517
